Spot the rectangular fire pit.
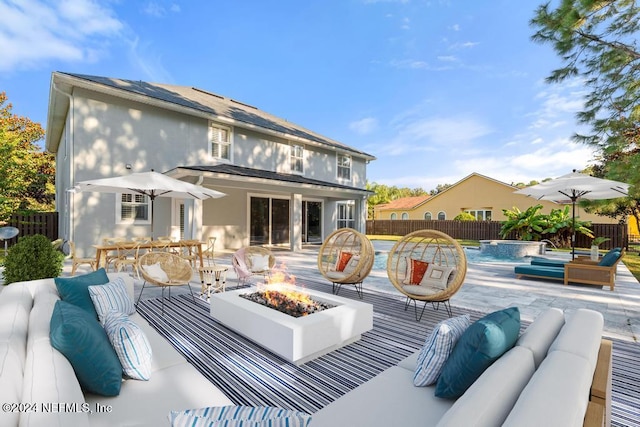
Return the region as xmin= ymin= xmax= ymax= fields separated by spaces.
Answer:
xmin=209 ymin=285 xmax=373 ymax=365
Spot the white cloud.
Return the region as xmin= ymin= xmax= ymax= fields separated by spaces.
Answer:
xmin=0 ymin=0 xmax=124 ymax=71
xmin=349 ymin=117 xmax=379 ymax=135
xmin=390 ymin=59 xmax=429 ymax=69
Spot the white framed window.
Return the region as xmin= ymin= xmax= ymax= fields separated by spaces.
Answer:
xmin=337 ymin=201 xmax=355 ymax=229
xmin=390 ymin=213 xmax=397 ymax=220
xmin=465 ymin=209 xmax=492 ymax=221
xmin=116 ymin=193 xmax=151 ymax=224
xmin=401 ymin=212 xmax=409 ymax=220
xmin=437 ymin=211 xmax=446 ymax=220
xmin=337 ymin=154 xmax=351 ymax=180
xmin=290 ymin=144 xmax=304 ymax=174
xmin=210 ymin=123 xmax=232 ymax=161
xmin=424 ymin=212 xmax=432 ymax=220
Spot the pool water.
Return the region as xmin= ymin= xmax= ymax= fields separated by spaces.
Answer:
xmin=373 ymin=247 xmax=529 ymax=270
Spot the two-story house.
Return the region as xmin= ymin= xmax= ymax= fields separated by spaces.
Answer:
xmin=45 ymin=72 xmax=375 ymax=256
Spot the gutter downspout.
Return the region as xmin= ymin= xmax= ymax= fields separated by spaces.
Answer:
xmin=52 ymin=84 xmax=74 ymax=246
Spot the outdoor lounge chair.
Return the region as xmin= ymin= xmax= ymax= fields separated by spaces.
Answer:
xmin=317 ymin=228 xmax=375 ymax=299
xmin=530 ymin=247 xmax=622 ymax=268
xmin=137 ymin=251 xmax=196 ymax=315
xmin=515 ymin=248 xmax=625 ymax=291
xmin=231 ymin=246 xmax=276 ymax=288
xmin=386 ymin=229 xmax=467 ymax=320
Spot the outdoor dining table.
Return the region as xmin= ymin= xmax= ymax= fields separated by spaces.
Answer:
xmin=93 ymin=239 xmax=205 ymax=269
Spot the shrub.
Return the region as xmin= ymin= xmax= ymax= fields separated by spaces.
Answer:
xmin=3 ymin=234 xmax=64 ymax=285
xmin=454 ymin=212 xmax=476 ymax=221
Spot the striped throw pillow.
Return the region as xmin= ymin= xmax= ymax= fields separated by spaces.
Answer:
xmin=89 ymin=277 xmax=136 ymax=323
xmin=169 ymin=406 xmax=312 ymax=427
xmin=103 ymin=311 xmax=152 ymax=381
xmin=413 ymin=314 xmax=471 ymax=386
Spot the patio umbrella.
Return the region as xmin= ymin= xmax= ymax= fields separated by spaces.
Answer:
xmin=514 ymin=170 xmax=629 ymax=259
xmin=71 ymin=171 xmax=225 ymax=239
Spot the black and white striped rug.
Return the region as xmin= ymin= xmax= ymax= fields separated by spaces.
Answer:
xmin=136 ymin=281 xmax=640 ymax=426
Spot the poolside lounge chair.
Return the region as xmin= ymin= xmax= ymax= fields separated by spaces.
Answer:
xmin=386 ymin=229 xmax=467 ymax=320
xmin=515 ymin=248 xmax=625 ymax=291
xmin=317 ymin=228 xmax=375 ymax=299
xmin=530 ymin=247 xmax=621 ymax=267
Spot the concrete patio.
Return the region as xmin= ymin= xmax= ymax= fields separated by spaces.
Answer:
xmin=60 ymin=240 xmax=640 ymax=343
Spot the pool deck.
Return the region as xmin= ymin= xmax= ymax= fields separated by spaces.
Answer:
xmin=61 ymin=240 xmax=640 ymax=342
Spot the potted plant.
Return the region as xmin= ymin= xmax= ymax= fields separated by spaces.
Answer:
xmin=590 ymin=237 xmax=611 ymax=261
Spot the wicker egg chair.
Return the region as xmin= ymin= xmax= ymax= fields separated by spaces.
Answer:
xmin=317 ymin=228 xmax=375 ymax=299
xmin=137 ymin=252 xmax=196 ymax=315
xmin=387 ymin=229 xmax=467 ymax=320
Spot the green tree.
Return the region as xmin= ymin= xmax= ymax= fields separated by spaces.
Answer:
xmin=0 ymin=92 xmax=54 ymax=222
xmin=453 ymin=212 xmax=476 ymax=221
xmin=530 ymin=1 xmax=640 ymax=190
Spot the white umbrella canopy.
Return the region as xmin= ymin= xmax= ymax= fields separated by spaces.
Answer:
xmin=514 ymin=170 xmax=630 ymax=258
xmin=71 ymin=171 xmax=226 ymax=238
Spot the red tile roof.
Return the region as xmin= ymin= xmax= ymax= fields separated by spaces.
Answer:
xmin=377 ymin=195 xmax=430 ymax=210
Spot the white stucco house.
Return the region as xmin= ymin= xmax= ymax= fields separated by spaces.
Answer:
xmin=45 ymin=72 xmax=376 ymax=256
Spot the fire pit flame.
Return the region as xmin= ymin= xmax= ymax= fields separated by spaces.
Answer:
xmin=241 ymin=263 xmax=335 ymax=317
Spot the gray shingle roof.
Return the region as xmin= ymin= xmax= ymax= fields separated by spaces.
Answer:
xmin=61 ymin=73 xmax=375 ymax=159
xmin=178 ymin=164 xmax=372 ymax=193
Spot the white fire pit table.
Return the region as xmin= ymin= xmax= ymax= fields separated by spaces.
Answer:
xmin=209 ymin=285 xmax=373 ymax=365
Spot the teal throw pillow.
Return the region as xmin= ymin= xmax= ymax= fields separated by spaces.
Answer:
xmin=55 ymin=268 xmax=109 ymax=319
xmin=598 ymin=250 xmax=621 ymax=267
xmin=50 ymin=300 xmax=123 ymax=396
xmin=435 ymin=306 xmax=521 ymax=399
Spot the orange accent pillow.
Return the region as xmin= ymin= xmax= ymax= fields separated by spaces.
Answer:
xmin=405 ymin=259 xmax=429 ymax=285
xmin=336 ymin=251 xmax=353 ymax=272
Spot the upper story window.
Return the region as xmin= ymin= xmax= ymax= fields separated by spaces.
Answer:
xmin=117 ymin=193 xmax=150 ymax=224
xmin=390 ymin=213 xmax=397 ymax=220
xmin=290 ymin=144 xmax=304 ymax=174
xmin=337 ymin=154 xmax=351 ymax=180
xmin=437 ymin=211 xmax=446 ymax=220
xmin=466 ymin=209 xmax=492 ymax=221
xmin=210 ymin=123 xmax=232 ymax=161
xmin=401 ymin=212 xmax=409 ymax=220
xmin=424 ymin=212 xmax=432 ymax=220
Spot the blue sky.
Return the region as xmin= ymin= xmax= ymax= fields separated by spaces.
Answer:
xmin=0 ymin=0 xmax=596 ymax=191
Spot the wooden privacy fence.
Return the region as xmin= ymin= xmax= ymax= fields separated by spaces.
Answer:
xmin=1 ymin=212 xmax=59 ymax=248
xmin=365 ymin=220 xmax=628 ymax=251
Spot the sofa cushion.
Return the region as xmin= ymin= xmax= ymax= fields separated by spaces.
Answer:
xmin=309 ymin=365 xmax=454 ymax=427
xmin=55 ymin=268 xmax=110 ymax=319
xmin=88 ymin=277 xmax=136 ymax=324
xmin=436 ymin=346 xmax=535 ymax=427
xmin=549 ymin=308 xmax=604 ymax=372
xmin=516 ymin=307 xmax=565 ymax=369
xmin=598 ymin=250 xmax=620 ymax=266
xmin=21 ymin=340 xmax=90 ymax=427
xmin=0 ymin=344 xmax=23 ymax=427
xmin=49 ymin=300 xmax=123 ymax=396
xmin=0 ymin=282 xmax=33 ymax=365
xmin=103 ymin=311 xmax=153 ymax=381
xmin=169 ymin=406 xmax=312 ymax=427
xmin=130 ymin=313 xmax=187 ymax=372
xmin=403 ymin=258 xmax=429 ymax=285
xmin=414 ymin=314 xmax=470 ymax=386
xmin=502 ymin=351 xmax=593 ymax=427
xmin=85 ymin=362 xmax=234 ymax=427
xmin=435 ymin=307 xmax=521 ymax=399
xmin=334 ymin=251 xmax=353 ymax=272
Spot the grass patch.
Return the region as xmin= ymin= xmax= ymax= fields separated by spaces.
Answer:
xmin=623 ymin=253 xmax=640 ymax=282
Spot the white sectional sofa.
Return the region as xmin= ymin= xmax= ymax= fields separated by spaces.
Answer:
xmin=310 ymin=307 xmax=612 ymax=427
xmin=0 ymin=273 xmax=233 ymax=427
xmin=0 ymin=270 xmax=613 ymax=427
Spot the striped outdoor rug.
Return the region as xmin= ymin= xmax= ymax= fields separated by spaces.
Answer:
xmin=136 ymin=281 xmax=640 ymax=426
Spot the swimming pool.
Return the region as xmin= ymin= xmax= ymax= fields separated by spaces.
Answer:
xmin=372 ymin=247 xmax=530 ymax=270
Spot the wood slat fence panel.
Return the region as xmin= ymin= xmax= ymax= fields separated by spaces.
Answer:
xmin=1 ymin=212 xmax=59 ymax=248
xmin=366 ymin=220 xmax=627 ymax=250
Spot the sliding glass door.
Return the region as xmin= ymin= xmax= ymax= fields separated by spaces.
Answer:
xmin=250 ymin=196 xmax=290 ymax=246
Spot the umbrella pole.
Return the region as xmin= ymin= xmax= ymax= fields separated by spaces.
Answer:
xmin=571 ymin=198 xmax=576 ymax=260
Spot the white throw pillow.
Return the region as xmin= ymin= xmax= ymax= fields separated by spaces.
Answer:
xmin=168 ymin=405 xmax=312 ymax=427
xmin=413 ymin=314 xmax=471 ymax=386
xmin=250 ymin=254 xmax=270 ymax=272
xmin=142 ymin=262 xmax=169 ymax=282
xmin=419 ymin=264 xmax=455 ymax=290
xmin=103 ymin=310 xmax=153 ymax=381
xmin=88 ymin=277 xmax=136 ymax=323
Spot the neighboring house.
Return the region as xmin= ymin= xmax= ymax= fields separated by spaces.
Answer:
xmin=374 ymin=173 xmax=618 ymax=224
xmin=45 ymin=72 xmax=376 ymax=256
